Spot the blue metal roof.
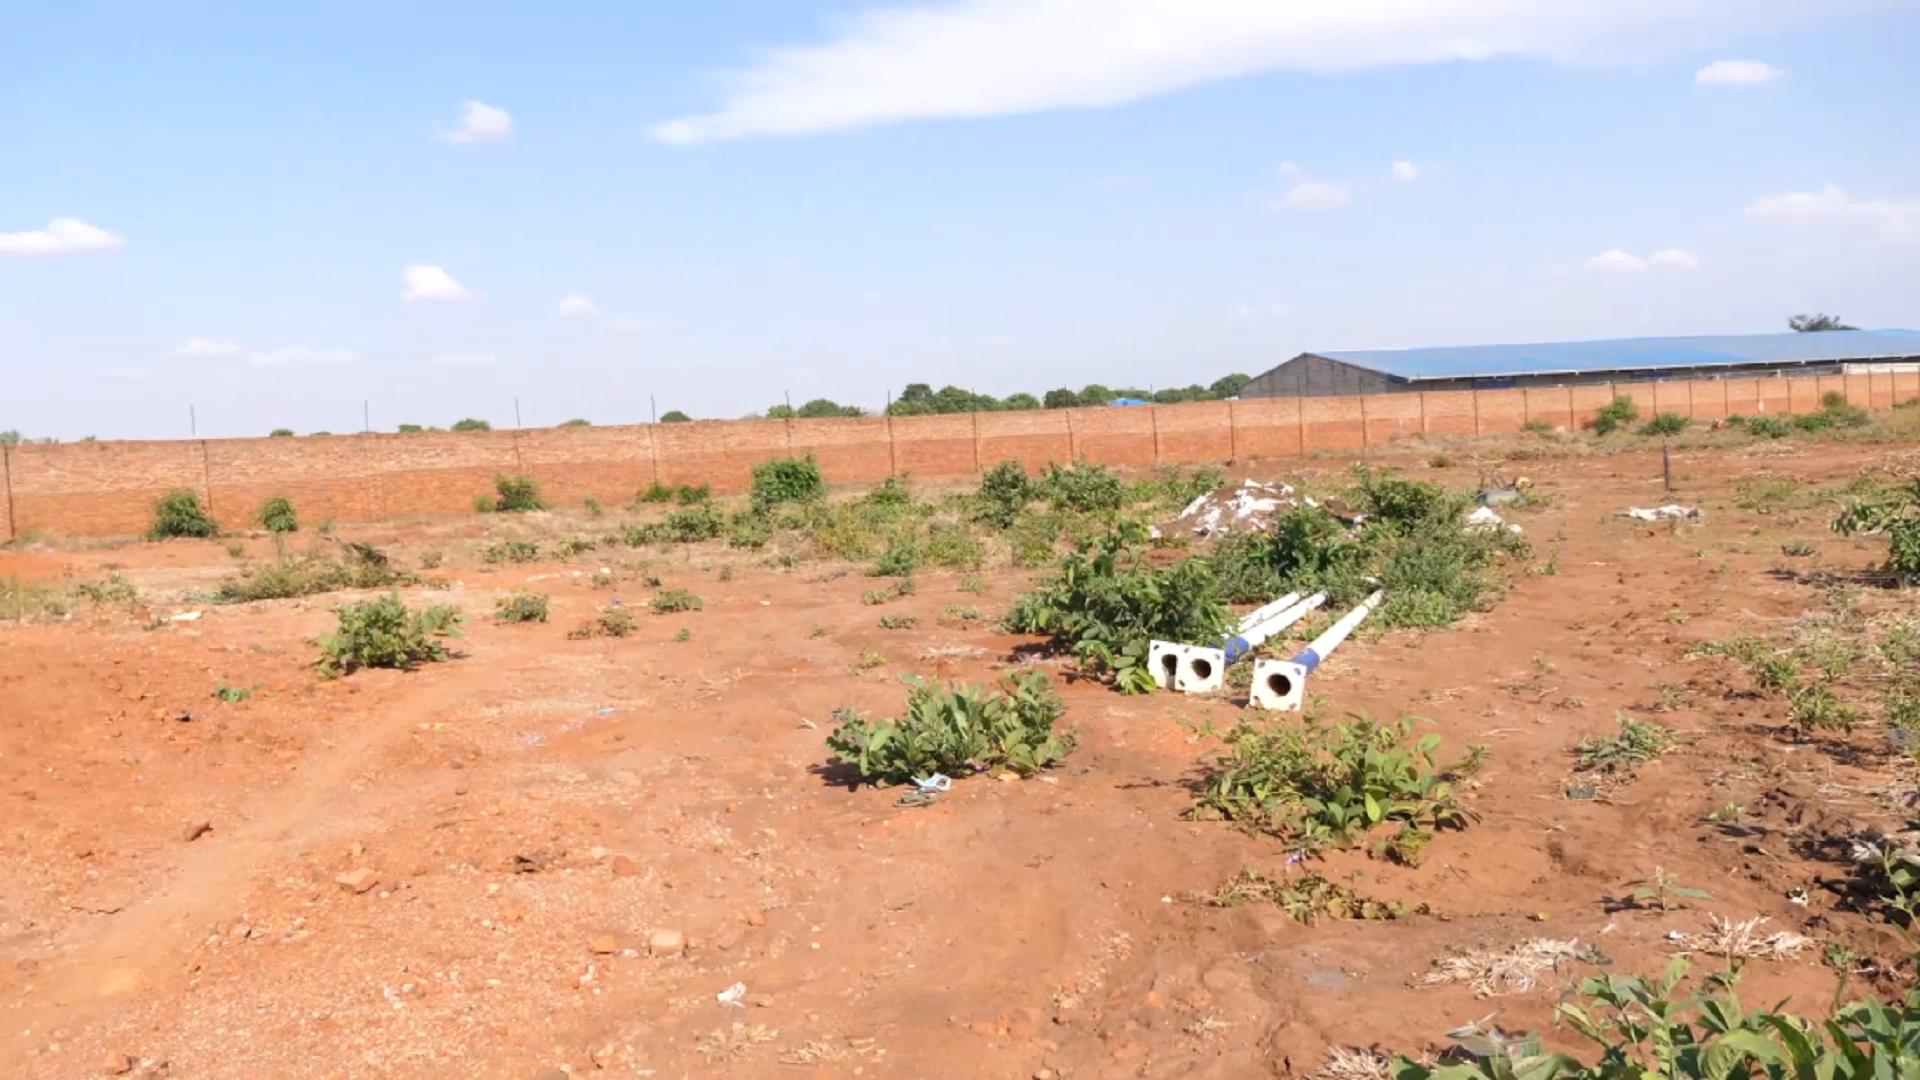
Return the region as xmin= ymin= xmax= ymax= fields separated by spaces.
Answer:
xmin=1310 ymin=329 xmax=1920 ymax=382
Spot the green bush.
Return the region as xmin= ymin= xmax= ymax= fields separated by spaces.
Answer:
xmin=151 ymin=489 xmax=219 ymax=539
xmin=215 ymin=546 xmax=412 ymax=602
xmin=1834 ymin=477 xmax=1920 ymax=581
xmin=451 ymin=418 xmax=491 ymax=432
xmin=316 ymin=594 xmax=462 ymax=676
xmin=651 ymin=587 xmax=703 ymax=613
xmin=1038 ymin=461 xmax=1125 ymax=513
xmin=751 ymin=455 xmax=826 ymax=511
xmin=256 ymin=495 xmax=298 ymax=534
xmin=727 ymin=510 xmax=773 ymax=549
xmin=482 ymin=540 xmax=539 ymax=564
xmin=1004 ymin=522 xmax=1230 ymax=692
xmin=1193 ymin=712 xmax=1481 ymax=858
xmin=825 ymin=671 xmax=1073 ymax=785
xmin=976 ymin=461 xmax=1034 ymax=528
xmin=269 ymin=428 xmax=294 ymax=438
xmin=1640 ymin=412 xmax=1690 ymax=437
xmin=568 ymin=605 xmax=635 ymax=639
xmin=1575 ymin=713 xmax=1672 ymax=774
xmin=922 ymin=523 xmax=985 ymax=570
xmin=1744 ymin=415 xmax=1792 ymax=439
xmin=492 ymin=474 xmax=546 ymax=513
xmin=1590 ymin=395 xmax=1640 ymax=435
xmin=1128 ymin=464 xmax=1224 ymax=511
xmin=870 ymin=535 xmax=922 ymax=577
xmin=636 ymin=481 xmax=710 ymax=505
xmin=494 ymin=591 xmax=549 ymax=623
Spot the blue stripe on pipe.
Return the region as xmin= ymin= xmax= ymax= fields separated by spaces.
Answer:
xmin=1293 ymin=647 xmax=1324 ymax=673
xmin=1223 ymin=636 xmax=1253 ymax=662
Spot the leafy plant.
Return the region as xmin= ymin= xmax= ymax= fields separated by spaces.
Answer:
xmin=211 ymin=684 xmax=253 ymax=703
xmin=1191 ymin=712 xmax=1480 ymax=856
xmin=824 ymin=670 xmax=1073 ymax=785
xmin=256 ymin=495 xmax=298 ymax=534
xmin=1625 ymin=866 xmax=1711 ymax=912
xmin=861 ymin=589 xmax=889 ymax=606
xmin=1744 ymin=415 xmax=1792 ymax=439
xmin=568 ymin=605 xmax=635 ymax=639
xmin=1833 ymin=477 xmax=1920 ymax=582
xmin=976 ymin=461 xmax=1034 ymax=528
xmin=492 ymin=474 xmax=546 ymax=513
xmin=1004 ymin=522 xmax=1230 ymax=692
xmin=878 ymin=614 xmax=919 ymax=630
xmin=1591 ymin=395 xmax=1641 ymax=435
xmin=1197 ymin=868 xmax=1423 ymax=924
xmin=1640 ymin=412 xmax=1690 ymax=437
xmin=870 ymin=535 xmax=922 ymax=577
xmin=674 ymin=627 xmax=692 ymax=642
xmin=150 ymin=489 xmax=219 ymax=539
xmin=71 ymin=571 xmax=139 ymax=607
xmin=482 ymin=540 xmax=539 ymax=564
xmin=1575 ymin=713 xmax=1673 ymax=774
xmin=1038 ymin=461 xmax=1125 ymax=513
xmin=751 ymin=455 xmax=826 ymax=511
xmin=315 ymin=594 xmax=462 ymax=676
xmin=494 ymin=590 xmax=549 ymax=623
xmin=651 ymin=587 xmax=703 ymax=613
xmin=451 ymin=418 xmax=492 ymax=431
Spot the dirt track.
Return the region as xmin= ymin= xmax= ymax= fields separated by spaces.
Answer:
xmin=3 ymin=437 xmax=1917 ymax=1078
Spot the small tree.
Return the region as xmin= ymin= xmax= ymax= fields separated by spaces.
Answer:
xmin=396 ymin=423 xmax=424 ymax=434
xmin=560 ymin=418 xmax=590 ymax=427
xmin=316 ymin=594 xmax=462 ymax=676
xmin=1590 ymin=396 xmax=1640 ymax=435
xmin=1042 ymin=388 xmax=1078 ymax=409
xmin=492 ymin=474 xmax=546 ymax=512
xmin=751 ymin=455 xmax=825 ymax=511
xmin=257 ymin=495 xmax=298 ymax=533
xmin=1002 ymin=392 xmax=1041 ymax=410
xmin=1077 ymin=384 xmax=1116 ymax=407
xmin=268 ymin=428 xmax=294 ymax=438
xmin=660 ymin=410 xmax=692 ymax=423
xmin=1789 ymin=313 xmax=1857 ymax=332
xmin=451 ymin=418 xmax=491 ymax=432
xmin=1209 ymin=373 xmax=1251 ymax=398
xmin=151 ymin=489 xmax=219 ymax=539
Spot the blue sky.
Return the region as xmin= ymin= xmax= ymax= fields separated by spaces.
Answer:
xmin=3 ymin=1 xmax=1917 ymax=439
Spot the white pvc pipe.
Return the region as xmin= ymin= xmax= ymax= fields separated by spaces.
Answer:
xmin=1234 ymin=592 xmax=1302 ymax=635
xmin=1224 ymin=592 xmax=1327 ymax=662
xmin=1249 ymin=590 xmax=1385 ymax=711
xmin=1294 ymin=589 xmax=1384 ymax=674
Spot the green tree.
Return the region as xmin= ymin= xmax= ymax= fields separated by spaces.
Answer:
xmin=268 ymin=428 xmax=294 ymax=438
xmin=1209 ymin=373 xmax=1251 ymax=398
xmin=1042 ymin=388 xmax=1078 ymax=409
xmin=1078 ymin=384 xmax=1116 ymax=407
xmin=560 ymin=418 xmax=591 ymax=427
xmin=395 ymin=423 xmax=423 ymax=433
xmin=451 ymin=418 xmax=491 ymax=432
xmin=765 ymin=404 xmax=796 ymax=419
xmin=1790 ymin=313 xmax=1858 ymax=332
xmin=660 ymin=410 xmax=692 ymax=423
xmin=797 ymin=398 xmax=864 ymax=418
xmin=1002 ymin=392 xmax=1041 ymax=410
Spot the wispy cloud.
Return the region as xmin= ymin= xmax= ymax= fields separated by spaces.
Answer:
xmin=1695 ymin=59 xmax=1785 ymax=85
xmin=248 ymin=345 xmax=357 ymax=368
xmin=1746 ymin=184 xmax=1919 ymax=241
xmin=1391 ymin=159 xmax=1421 ymax=182
xmin=0 ymin=217 xmax=123 ymax=256
xmin=403 ymin=264 xmax=473 ymax=302
xmin=430 ymin=352 xmax=496 ymax=367
xmin=173 ymin=337 xmax=243 ymax=358
xmin=652 ymin=0 xmax=1816 ymax=143
xmin=1584 ymin=247 xmax=1701 ymax=273
xmin=1280 ymin=180 xmax=1350 ymax=211
xmin=447 ymin=100 xmax=513 ymax=144
xmin=557 ymin=294 xmax=599 ymax=319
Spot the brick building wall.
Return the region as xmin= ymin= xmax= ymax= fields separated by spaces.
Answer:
xmin=5 ymin=371 xmax=1918 ymax=540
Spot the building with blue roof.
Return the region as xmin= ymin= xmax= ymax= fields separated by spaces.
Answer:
xmin=1241 ymin=330 xmax=1920 ymax=398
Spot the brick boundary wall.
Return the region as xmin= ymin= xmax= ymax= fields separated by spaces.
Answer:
xmin=5 ymin=371 xmax=1918 ymax=541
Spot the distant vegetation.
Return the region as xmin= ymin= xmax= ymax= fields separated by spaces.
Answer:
xmin=877 ymin=374 xmax=1250 ymax=417
xmin=451 ymin=418 xmax=491 ymax=432
xmin=1790 ymin=312 xmax=1857 ymax=332
xmin=660 ymin=410 xmax=692 ymax=423
xmin=150 ymin=489 xmax=219 ymax=539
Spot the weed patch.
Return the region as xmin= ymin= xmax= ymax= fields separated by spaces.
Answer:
xmin=316 ymin=594 xmax=461 ymax=676
xmin=257 ymin=496 xmax=298 ymax=533
xmin=825 ymin=671 xmax=1072 ymax=784
xmin=494 ymin=591 xmax=549 ymax=623
xmin=1195 ymin=868 xmax=1425 ymax=923
xmin=151 ymin=489 xmax=218 ymax=539
xmin=491 ymin=474 xmax=547 ymax=513
xmin=651 ymin=587 xmax=703 ymax=613
xmin=751 ymin=455 xmax=825 ymax=511
xmin=1574 ymin=714 xmax=1673 ymax=774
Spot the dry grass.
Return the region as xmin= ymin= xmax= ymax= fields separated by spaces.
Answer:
xmin=1421 ymin=938 xmax=1588 ymax=996
xmin=697 ymin=1022 xmax=778 ymax=1061
xmin=1311 ymin=1046 xmax=1395 ymax=1080
xmin=1664 ymin=915 xmax=1812 ymax=960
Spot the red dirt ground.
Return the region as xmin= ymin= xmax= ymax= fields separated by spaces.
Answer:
xmin=3 ymin=438 xmax=1917 ymax=1078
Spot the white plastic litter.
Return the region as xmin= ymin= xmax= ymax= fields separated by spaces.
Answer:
xmin=1173 ymin=480 xmax=1298 ymax=537
xmin=716 ymin=982 xmax=747 ymax=1007
xmin=1463 ymin=506 xmax=1523 ymax=534
xmin=1623 ymin=505 xmax=1701 ymax=521
xmin=911 ymin=773 xmax=953 ymax=793
xmin=169 ymin=611 xmax=203 ymax=622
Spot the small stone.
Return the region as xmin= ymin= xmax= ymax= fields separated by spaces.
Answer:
xmin=590 ymin=1044 xmax=617 ymax=1068
xmin=349 ymin=841 xmax=365 ymax=858
xmin=1034 ymin=1070 xmax=1056 ymax=1080
xmin=610 ymin=855 xmax=638 ymax=877
xmin=181 ymin=820 xmax=212 ymax=843
xmin=589 ymin=934 xmax=619 ymax=955
xmin=100 ymin=1051 xmax=134 ymax=1075
xmin=335 ymin=867 xmax=378 ymax=894
xmin=745 ymin=911 xmax=766 ymax=927
xmin=647 ymin=928 xmax=685 ymax=957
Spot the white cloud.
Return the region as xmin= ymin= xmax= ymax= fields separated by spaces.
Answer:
xmin=557 ymin=294 xmax=599 ymax=319
xmin=99 ymin=365 xmax=148 ymax=381
xmin=651 ymin=0 xmax=1810 ymax=142
xmin=447 ymin=100 xmax=513 ymax=144
xmin=1695 ymin=59 xmax=1785 ymax=85
xmin=0 ymin=217 xmax=123 ymax=256
xmin=1280 ymin=180 xmax=1350 ymax=211
xmin=248 ymin=345 xmax=357 ymax=368
xmin=173 ymin=337 xmax=243 ymax=358
xmin=1277 ymin=160 xmax=1303 ymax=179
xmin=1391 ymin=159 xmax=1421 ymax=182
xmin=430 ymin=352 xmax=497 ymax=367
xmin=1585 ymin=249 xmax=1647 ymax=272
xmin=1584 ymin=247 xmax=1700 ymax=273
xmin=403 ymin=264 xmax=473 ymax=302
xmin=1746 ymin=184 xmax=1920 ymax=241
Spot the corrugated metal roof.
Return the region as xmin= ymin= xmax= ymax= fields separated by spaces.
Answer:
xmin=1310 ymin=329 xmax=1920 ymax=381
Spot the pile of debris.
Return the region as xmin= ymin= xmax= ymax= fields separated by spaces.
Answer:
xmin=1171 ymin=480 xmax=1300 ymax=538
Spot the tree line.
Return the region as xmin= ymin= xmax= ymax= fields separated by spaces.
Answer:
xmin=764 ymin=373 xmax=1253 ymax=420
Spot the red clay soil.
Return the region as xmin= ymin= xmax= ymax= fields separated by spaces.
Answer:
xmin=3 ymin=438 xmax=1917 ymax=1078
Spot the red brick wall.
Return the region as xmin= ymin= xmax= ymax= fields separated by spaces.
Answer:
xmin=7 ymin=372 xmax=1917 ymax=540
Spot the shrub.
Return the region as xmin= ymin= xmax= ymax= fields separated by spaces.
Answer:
xmin=451 ymin=418 xmax=491 ymax=432
xmin=1192 ymin=712 xmax=1480 ymax=858
xmin=269 ymin=428 xmax=294 ymax=438
xmin=1744 ymin=415 xmax=1792 ymax=439
xmin=637 ymin=482 xmax=711 ymax=506
xmin=878 ymin=614 xmax=919 ymax=630
xmin=751 ymin=455 xmax=826 ymax=511
xmin=727 ymin=511 xmax=773 ymax=549
xmin=420 ymin=550 xmax=443 ymax=569
xmin=1590 ymin=395 xmax=1640 ymax=435
xmin=316 ymin=594 xmax=462 ymax=676
xmin=1575 ymin=714 xmax=1672 ymax=774
xmin=1038 ymin=461 xmax=1125 ymax=513
xmin=1008 ymin=511 xmax=1065 ymax=567
xmin=215 ymin=546 xmax=412 ymax=602
xmin=584 ymin=495 xmax=604 ymax=517
xmin=1521 ymin=418 xmax=1554 ymax=435
xmin=976 ymin=461 xmax=1034 ymax=528
xmin=494 ymin=591 xmax=549 ymax=623
xmin=1004 ymin=522 xmax=1230 ymax=692
xmin=659 ymin=410 xmax=691 ymax=423
xmin=561 ymin=418 xmax=590 ymax=428
xmin=870 ymin=536 xmax=922 ymax=577
xmin=549 ymin=536 xmax=597 ymax=557
xmin=473 ymin=493 xmax=494 ymax=513
xmin=150 ymin=489 xmax=218 ymax=539
xmin=651 ymin=587 xmax=703 ymax=613
xmin=1640 ymin=412 xmax=1690 ymax=437
xmin=1834 ymin=477 xmax=1920 ymax=582
xmin=482 ymin=540 xmax=539 ymax=564
xmin=568 ymin=605 xmax=635 ymax=639
xmin=256 ymin=496 xmax=298 ymax=534
xmin=71 ymin=571 xmax=139 ymax=607
xmin=825 ymin=671 xmax=1073 ymax=785
xmin=492 ymin=474 xmax=546 ymax=513
xmin=396 ymin=423 xmax=424 ymax=434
